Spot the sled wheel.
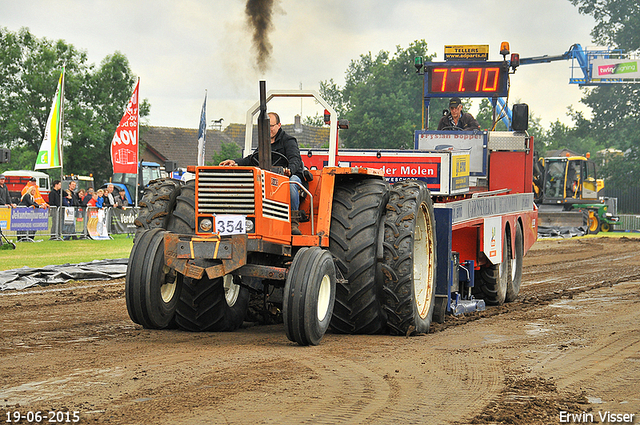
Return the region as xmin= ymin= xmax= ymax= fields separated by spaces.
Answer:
xmin=126 ymin=228 xmax=181 ymax=329
xmin=476 ymin=230 xmax=509 ymax=306
xmin=505 ymin=223 xmax=524 ymax=302
xmin=284 ymin=247 xmax=336 ymax=346
xmin=381 ymin=180 xmax=437 ymax=335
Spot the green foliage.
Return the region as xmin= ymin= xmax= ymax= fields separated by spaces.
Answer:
xmin=209 ymin=141 xmax=242 ymax=166
xmin=598 ymin=146 xmax=640 ymax=192
xmin=567 ymin=0 xmax=640 ymax=193
xmin=476 ymin=98 xmax=508 ymax=131
xmin=0 ymin=27 xmax=149 ymax=186
xmin=570 ymin=0 xmax=640 ymax=50
xmin=303 ymin=113 xmax=325 ymax=127
xmin=319 ymin=40 xmax=436 ymax=149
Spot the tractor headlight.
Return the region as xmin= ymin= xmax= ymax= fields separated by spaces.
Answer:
xmin=199 ymin=218 xmax=213 ymax=232
xmin=245 ymin=218 xmax=255 ymax=233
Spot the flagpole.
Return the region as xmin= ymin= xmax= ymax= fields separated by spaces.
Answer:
xmin=134 ymin=77 xmax=140 ymax=207
xmin=56 ymin=65 xmax=66 ymax=240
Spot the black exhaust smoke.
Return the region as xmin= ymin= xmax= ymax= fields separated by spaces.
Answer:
xmin=245 ymin=0 xmax=275 ymax=70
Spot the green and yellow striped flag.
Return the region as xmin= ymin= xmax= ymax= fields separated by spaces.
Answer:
xmin=35 ymin=69 xmax=64 ymax=170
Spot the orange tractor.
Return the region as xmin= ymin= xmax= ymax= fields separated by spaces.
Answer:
xmin=127 ymin=52 xmax=538 ymax=345
xmin=126 ymin=81 xmax=436 ymax=345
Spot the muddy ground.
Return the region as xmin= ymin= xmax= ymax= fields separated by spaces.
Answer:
xmin=1 ymin=235 xmax=639 ymax=424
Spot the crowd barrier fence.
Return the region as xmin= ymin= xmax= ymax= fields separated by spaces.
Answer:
xmin=0 ymin=206 xmax=138 ymax=242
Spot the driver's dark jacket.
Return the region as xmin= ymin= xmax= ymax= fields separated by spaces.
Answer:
xmin=235 ymin=128 xmax=304 ymax=180
xmin=437 ymin=111 xmax=480 ymax=131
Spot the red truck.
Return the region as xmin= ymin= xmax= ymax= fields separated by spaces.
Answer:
xmin=2 ymin=170 xmax=51 ymax=204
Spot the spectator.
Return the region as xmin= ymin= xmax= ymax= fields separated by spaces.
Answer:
xmin=67 ymin=181 xmax=80 ymax=207
xmin=18 ymin=185 xmax=42 ymax=242
xmin=103 ymin=184 xmax=116 ymax=207
xmin=0 ymin=174 xmax=16 ymax=207
xmin=115 ymin=187 xmax=129 ymax=209
xmin=48 ymin=180 xmax=63 ymax=240
xmin=77 ymin=189 xmax=87 ymax=206
xmin=19 ymin=185 xmax=42 ymax=208
xmin=83 ymin=187 xmax=94 ymax=205
xmin=20 ymin=177 xmax=48 ymax=208
xmin=86 ymin=191 xmax=98 ymax=207
xmin=95 ymin=189 xmax=105 ymax=208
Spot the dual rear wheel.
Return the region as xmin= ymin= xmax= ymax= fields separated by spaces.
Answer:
xmin=475 ymin=222 xmax=524 ymax=305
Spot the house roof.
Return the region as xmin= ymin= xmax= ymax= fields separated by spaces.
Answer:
xmin=139 ymin=126 xmax=241 ymax=168
xmin=140 ymin=121 xmax=333 ymax=169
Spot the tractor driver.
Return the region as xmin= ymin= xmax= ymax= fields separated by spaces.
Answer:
xmin=219 ymin=112 xmax=305 ymax=235
xmin=437 ymin=97 xmax=481 ymax=131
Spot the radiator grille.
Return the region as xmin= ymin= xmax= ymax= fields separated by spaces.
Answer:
xmin=197 ymin=169 xmax=255 ymax=215
xmin=260 ymin=171 xmax=290 ymax=221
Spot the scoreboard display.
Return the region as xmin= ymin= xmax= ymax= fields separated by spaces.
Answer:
xmin=424 ymin=62 xmax=509 ymax=98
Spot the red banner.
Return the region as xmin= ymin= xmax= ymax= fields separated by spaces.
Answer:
xmin=111 ymin=80 xmax=139 ymax=174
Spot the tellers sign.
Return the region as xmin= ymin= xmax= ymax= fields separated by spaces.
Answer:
xmin=425 ymin=62 xmax=509 ymax=98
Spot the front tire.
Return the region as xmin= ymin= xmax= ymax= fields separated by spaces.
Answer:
xmin=126 ymin=228 xmax=182 ymax=329
xmin=381 ymin=180 xmax=437 ymax=335
xmin=284 ymin=247 xmax=336 ymax=346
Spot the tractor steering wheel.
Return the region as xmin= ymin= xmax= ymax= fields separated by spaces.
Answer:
xmin=250 ymin=151 xmax=290 ymax=168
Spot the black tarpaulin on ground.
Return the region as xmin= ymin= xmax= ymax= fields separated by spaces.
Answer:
xmin=0 ymin=259 xmax=128 ymax=291
xmin=538 ymin=225 xmax=587 ymax=238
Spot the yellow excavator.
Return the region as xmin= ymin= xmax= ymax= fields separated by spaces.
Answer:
xmin=534 ymin=153 xmax=618 ymax=234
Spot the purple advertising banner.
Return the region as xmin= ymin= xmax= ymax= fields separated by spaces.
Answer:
xmin=11 ymin=207 xmax=49 ymax=231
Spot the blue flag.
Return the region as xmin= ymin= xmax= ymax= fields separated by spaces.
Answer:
xmin=197 ymin=92 xmax=207 ymax=166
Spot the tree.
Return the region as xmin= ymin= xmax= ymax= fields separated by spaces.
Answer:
xmin=209 ymin=141 xmax=241 ymax=166
xmin=65 ymin=52 xmax=150 ymax=186
xmin=570 ymin=0 xmax=640 ymax=50
xmin=318 ymin=40 xmax=436 ymax=149
xmin=0 ymin=27 xmax=148 ymax=186
xmin=568 ymin=0 xmax=640 ymax=194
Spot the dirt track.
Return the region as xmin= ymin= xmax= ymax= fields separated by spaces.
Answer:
xmin=1 ymin=235 xmax=639 ymax=424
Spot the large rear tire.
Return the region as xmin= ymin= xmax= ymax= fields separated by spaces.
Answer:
xmin=476 ymin=230 xmax=509 ymax=306
xmin=328 ymin=178 xmax=390 ymax=334
xmin=134 ymin=178 xmax=182 ymax=242
xmin=284 ymin=247 xmax=336 ymax=346
xmin=381 ymin=180 xmax=437 ymax=335
xmin=168 ymin=181 xmax=250 ymax=332
xmin=505 ymin=223 xmax=524 ymax=303
xmin=126 ymin=228 xmax=182 ymax=329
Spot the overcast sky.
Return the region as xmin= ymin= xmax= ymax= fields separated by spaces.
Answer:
xmin=2 ymin=0 xmax=597 ymax=132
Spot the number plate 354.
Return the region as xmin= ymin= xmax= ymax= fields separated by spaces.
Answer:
xmin=214 ymin=215 xmax=246 ymax=235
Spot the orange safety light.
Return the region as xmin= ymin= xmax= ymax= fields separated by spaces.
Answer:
xmin=585 ymin=152 xmax=591 ymax=159
xmin=500 ymin=42 xmax=510 ymax=56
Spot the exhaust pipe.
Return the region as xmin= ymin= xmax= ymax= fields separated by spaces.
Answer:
xmin=257 ymin=81 xmax=271 ymax=171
